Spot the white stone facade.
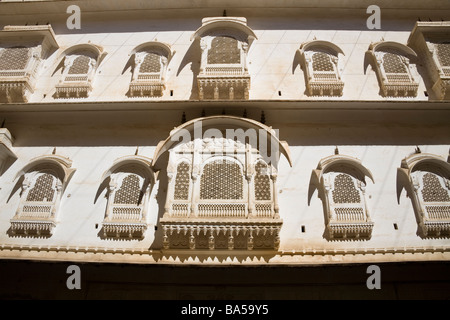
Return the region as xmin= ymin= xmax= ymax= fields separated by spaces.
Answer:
xmin=0 ymin=0 xmax=449 ymax=267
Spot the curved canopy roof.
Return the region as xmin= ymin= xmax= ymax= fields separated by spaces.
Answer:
xmin=100 ymin=155 xmax=155 ymax=183
xmin=299 ymin=40 xmax=345 ymax=55
xmin=190 ymin=17 xmax=257 ymax=42
xmin=152 ymin=115 xmax=292 ymax=170
xmin=317 ymin=154 xmax=375 ymax=183
xmin=15 ymin=154 xmax=76 ymax=188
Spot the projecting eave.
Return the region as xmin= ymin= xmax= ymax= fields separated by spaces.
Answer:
xmin=0 ymin=25 xmax=59 ymax=52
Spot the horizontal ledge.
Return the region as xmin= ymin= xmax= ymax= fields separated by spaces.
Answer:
xmin=0 ymin=243 xmax=449 ymax=256
xmin=1 ymin=99 xmax=450 ymax=113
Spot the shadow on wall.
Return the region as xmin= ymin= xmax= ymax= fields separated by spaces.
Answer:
xmin=150 ymin=163 xmax=169 ymax=250
xmin=176 ymin=37 xmax=201 ymax=100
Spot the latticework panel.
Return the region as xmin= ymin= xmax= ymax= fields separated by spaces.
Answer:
xmin=113 ymin=174 xmax=143 ymax=205
xmin=421 ymin=172 xmax=450 ymax=202
xmin=139 ymin=52 xmax=161 ymax=73
xmin=0 ymin=47 xmax=30 ymax=71
xmin=383 ymin=52 xmax=408 ymax=74
xmin=26 ymin=174 xmax=55 ymax=202
xmin=200 ymin=159 xmax=243 ymax=200
xmin=436 ymin=43 xmax=450 ymax=67
xmin=207 ymin=36 xmax=241 ymax=64
xmin=312 ymin=52 xmax=334 ymax=72
xmin=174 ymin=162 xmax=190 ymax=200
xmin=332 ymin=174 xmax=361 ymax=204
xmin=68 ymin=55 xmax=91 ymax=74
xmin=254 ymin=162 xmax=271 ymax=201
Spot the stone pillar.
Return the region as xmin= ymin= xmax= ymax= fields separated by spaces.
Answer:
xmin=165 ymin=172 xmax=174 ymax=217
xmin=271 ymin=174 xmax=279 ymax=219
xmin=53 ymin=180 xmax=63 ymax=218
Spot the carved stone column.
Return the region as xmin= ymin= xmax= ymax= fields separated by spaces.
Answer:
xmin=141 ymin=183 xmax=151 ymax=221
xmin=247 ymin=227 xmax=254 ymax=250
xmin=53 ymin=180 xmax=63 ymax=218
xmin=247 ymin=174 xmax=254 ymax=218
xmin=228 ymin=228 xmax=234 ymax=250
xmin=165 ymin=172 xmax=174 ymax=217
xmin=208 ymin=228 xmax=215 ymax=250
xmin=271 ymin=174 xmax=279 ymax=219
xmin=163 ymin=226 xmax=169 ymax=249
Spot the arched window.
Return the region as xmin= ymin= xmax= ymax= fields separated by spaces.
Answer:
xmin=314 ymin=154 xmax=374 ymax=240
xmin=299 ymin=41 xmax=344 ymax=96
xmin=368 ymin=42 xmax=418 ymax=97
xmin=0 ymin=46 xmax=41 ymax=103
xmin=100 ymin=156 xmax=154 ymax=239
xmin=55 ymin=44 xmax=105 ymax=98
xmin=399 ymin=153 xmax=450 ymax=237
xmin=0 ymin=25 xmax=58 ymax=103
xmin=10 ymin=154 xmax=75 ymax=237
xmin=156 ymin=116 xmax=292 ymax=251
xmin=128 ymin=42 xmax=172 ymax=97
xmin=193 ymin=17 xmax=256 ymax=100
